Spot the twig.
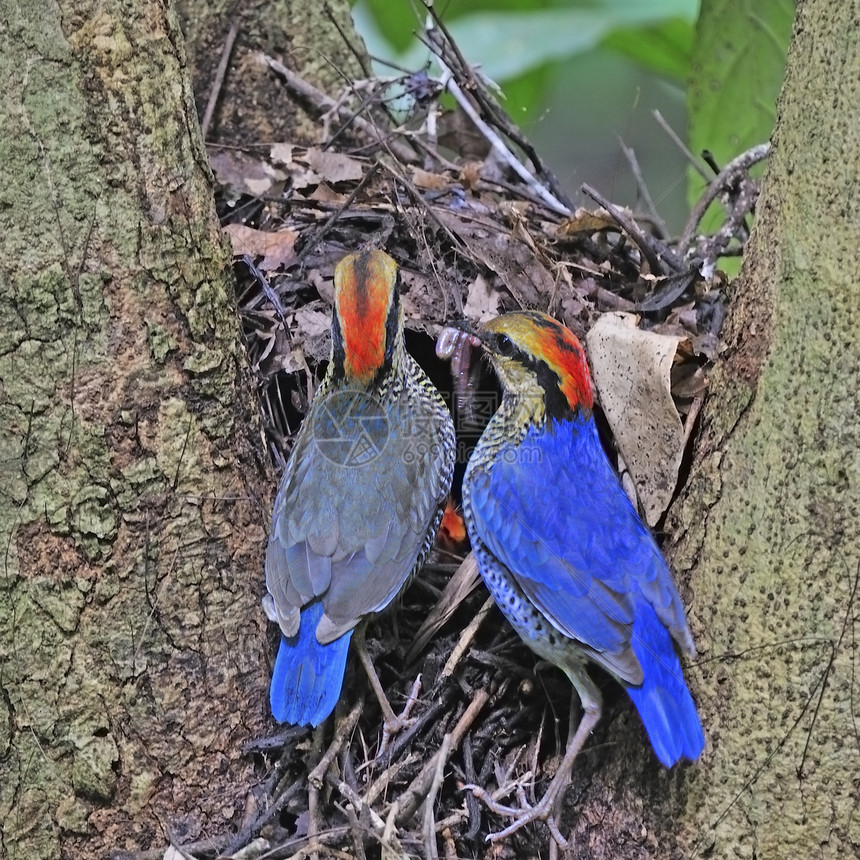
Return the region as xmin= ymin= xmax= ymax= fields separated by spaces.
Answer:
xmin=462 ymin=733 xmax=482 ymax=840
xmin=395 ymin=689 xmax=490 ymax=823
xmin=309 ymin=699 xmax=364 ymax=789
xmin=325 ymin=770 xmax=388 ymax=831
xmin=259 ymin=53 xmax=418 ymax=165
xmin=370 ymin=688 xmax=456 ymax=771
xmin=442 ymin=68 xmax=569 ymax=216
xmin=441 ymin=595 xmax=495 ymax=679
xmin=618 ymin=136 xmax=666 ymax=238
xmin=581 ymin=183 xmax=684 ymax=275
xmin=681 ymin=391 xmax=707 ymax=455
xmin=201 ymin=19 xmax=240 ymax=140
xmin=653 ymin=109 xmax=710 ymax=181
xmin=422 ymin=733 xmax=452 ymax=860
xmin=421 ymin=6 xmax=573 ymax=210
xmin=679 ymin=142 xmax=771 ymax=251
xmin=293 ymin=162 xmax=380 ymax=269
xmin=221 ymin=775 xmax=304 ymax=857
xmin=363 ymin=753 xmax=420 ymax=806
xmin=418 ymin=26 xmax=570 ymax=216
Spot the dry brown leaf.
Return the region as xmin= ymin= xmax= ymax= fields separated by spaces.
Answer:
xmin=223 ymin=225 xmax=298 ymax=271
xmin=434 ymin=210 xmax=552 ymax=307
xmin=400 ymin=269 xmax=451 ymax=328
xmin=555 ymin=207 xmax=629 ymax=236
xmin=302 ymin=148 xmax=364 ymax=183
xmin=463 ymin=274 xmax=502 ymax=322
xmin=586 ymin=312 xmax=685 ymax=526
xmin=210 ymin=150 xmax=286 ymax=197
xmin=284 ymin=305 xmax=331 ymax=364
xmin=671 ymin=362 xmax=708 ymax=402
xmin=292 ymin=305 xmax=330 ymax=339
xmin=308 ymin=182 xmax=349 ymax=205
xmin=411 ymin=167 xmax=449 ymax=191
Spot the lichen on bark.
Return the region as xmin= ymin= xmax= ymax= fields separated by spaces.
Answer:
xmin=0 ymin=2 xmax=269 ymax=857
xmin=668 ymin=1 xmax=860 ymax=856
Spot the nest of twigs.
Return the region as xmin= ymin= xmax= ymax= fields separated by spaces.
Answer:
xmin=207 ymin=10 xmax=767 ymax=860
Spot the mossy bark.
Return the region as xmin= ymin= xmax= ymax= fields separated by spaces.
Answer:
xmin=175 ymin=0 xmax=368 ymax=144
xmin=549 ymin=2 xmax=860 ymax=858
xmin=0 ymin=1 xmax=270 ymax=857
xmin=668 ymin=0 xmax=860 ymax=856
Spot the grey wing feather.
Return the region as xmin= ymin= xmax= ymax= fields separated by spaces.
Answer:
xmin=266 ymin=382 xmax=454 ymax=642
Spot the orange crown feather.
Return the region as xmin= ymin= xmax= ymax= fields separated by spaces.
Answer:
xmin=333 ymin=250 xmax=397 ymax=383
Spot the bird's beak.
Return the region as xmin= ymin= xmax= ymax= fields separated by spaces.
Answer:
xmin=452 ymin=318 xmax=489 ymax=345
xmin=451 ymin=318 xmax=479 ymax=336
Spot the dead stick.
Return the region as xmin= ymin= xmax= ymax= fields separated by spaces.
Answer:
xmin=201 ymin=19 xmax=240 ymax=139
xmin=422 ymin=733 xmax=452 ymax=860
xmin=679 ymin=142 xmax=771 ymax=250
xmin=581 ymin=183 xmax=684 ymax=275
xmin=395 ymin=689 xmax=490 ymax=822
xmin=308 ymin=699 xmax=363 ymax=789
xmin=259 ymin=53 xmax=418 ymax=165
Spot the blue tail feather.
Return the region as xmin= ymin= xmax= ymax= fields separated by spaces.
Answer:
xmin=270 ymin=601 xmax=353 ymax=726
xmin=626 ymin=602 xmax=705 ymax=766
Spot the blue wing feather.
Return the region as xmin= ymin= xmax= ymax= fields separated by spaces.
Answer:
xmin=626 ymin=598 xmax=705 ymax=765
xmin=270 ymin=600 xmax=353 ymax=726
xmin=467 ymin=413 xmax=703 ymax=763
xmin=469 ymin=417 xmax=690 ymax=662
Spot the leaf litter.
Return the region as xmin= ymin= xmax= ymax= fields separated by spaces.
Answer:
xmin=188 ymin=8 xmax=767 ymax=860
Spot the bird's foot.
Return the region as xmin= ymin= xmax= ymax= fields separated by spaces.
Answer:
xmin=464 ymin=783 xmax=569 ymax=849
xmin=377 ymin=673 xmax=422 ymax=756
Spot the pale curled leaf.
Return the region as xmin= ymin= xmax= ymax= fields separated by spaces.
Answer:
xmin=223 ymin=225 xmax=298 ymax=271
xmin=302 ymin=147 xmax=365 ymax=183
xmin=463 ymin=274 xmax=503 ymax=322
xmin=586 ymin=312 xmax=685 ymax=526
xmin=269 ymin=142 xmax=294 ymax=165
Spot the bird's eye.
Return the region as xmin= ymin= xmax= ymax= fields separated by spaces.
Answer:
xmin=496 ymin=334 xmax=516 ymax=357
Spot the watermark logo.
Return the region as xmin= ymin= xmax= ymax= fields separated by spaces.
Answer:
xmin=311 ymin=391 xmax=389 ymax=466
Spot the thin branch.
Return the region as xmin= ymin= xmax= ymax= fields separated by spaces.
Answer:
xmin=581 ymin=183 xmax=684 ymax=275
xmin=653 ymin=109 xmax=710 ymax=181
xmin=679 ymin=142 xmax=771 ymax=251
xmin=618 ymin=136 xmax=666 ymax=238
xmin=259 ymin=53 xmax=418 ymax=165
xmin=421 ymin=5 xmax=573 ymax=209
xmin=200 ymin=19 xmax=240 ymax=140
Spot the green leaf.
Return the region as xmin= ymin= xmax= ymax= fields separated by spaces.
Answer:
xmin=354 ymin=0 xmax=699 ymax=82
xmin=688 ymin=0 xmax=794 ymax=202
xmin=439 ymin=3 xmax=698 ymax=82
xmin=603 ymin=18 xmax=695 ymax=82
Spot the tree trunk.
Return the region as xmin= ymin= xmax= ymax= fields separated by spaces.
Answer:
xmin=547 ymin=3 xmax=860 ymax=858
xmin=0 ymin=1 xmax=273 ymax=857
xmin=667 ymin=0 xmax=860 ymax=856
xmin=175 ymin=0 xmax=369 ymax=144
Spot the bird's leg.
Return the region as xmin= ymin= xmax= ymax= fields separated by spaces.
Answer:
xmin=466 ymin=670 xmax=602 ymax=847
xmin=352 ymin=625 xmax=419 ymax=755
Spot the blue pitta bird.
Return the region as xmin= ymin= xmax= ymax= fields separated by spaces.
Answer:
xmin=459 ymin=311 xmax=704 ymax=843
xmin=264 ymin=250 xmax=455 ymax=736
